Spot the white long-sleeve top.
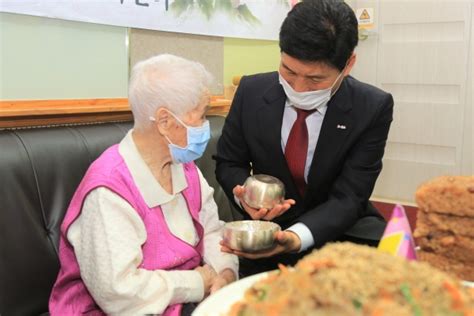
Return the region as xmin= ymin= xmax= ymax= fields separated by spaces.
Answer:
xmin=67 ymin=131 xmax=238 ymax=315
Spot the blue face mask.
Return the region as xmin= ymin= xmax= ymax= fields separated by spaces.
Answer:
xmin=151 ymin=111 xmax=210 ymax=164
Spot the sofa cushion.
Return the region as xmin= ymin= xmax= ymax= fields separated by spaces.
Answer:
xmin=0 ymin=115 xmax=231 ymax=315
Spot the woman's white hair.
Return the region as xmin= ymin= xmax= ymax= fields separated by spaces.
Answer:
xmin=128 ymin=54 xmax=213 ymax=131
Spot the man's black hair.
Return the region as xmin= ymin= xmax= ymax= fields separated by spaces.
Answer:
xmin=279 ymin=0 xmax=359 ymax=71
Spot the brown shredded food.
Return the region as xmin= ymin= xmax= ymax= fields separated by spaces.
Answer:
xmin=229 ymin=243 xmax=474 ymax=316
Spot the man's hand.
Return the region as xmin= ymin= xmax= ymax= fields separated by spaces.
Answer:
xmin=233 ymin=185 xmax=295 ymax=221
xmin=220 ymin=230 xmax=302 ymax=259
xmin=195 ymin=264 xmax=217 ymax=297
xmin=209 ymin=268 xmax=237 ymax=294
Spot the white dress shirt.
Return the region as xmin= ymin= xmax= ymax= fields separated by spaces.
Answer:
xmin=68 ymin=131 xmax=238 ymax=315
xmin=284 ymin=100 xmax=328 ymax=252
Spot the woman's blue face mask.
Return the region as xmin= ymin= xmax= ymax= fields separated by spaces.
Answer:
xmin=150 ymin=110 xmax=210 ymax=164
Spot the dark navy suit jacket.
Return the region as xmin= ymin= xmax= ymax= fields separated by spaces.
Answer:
xmin=214 ymin=72 xmax=394 ymax=271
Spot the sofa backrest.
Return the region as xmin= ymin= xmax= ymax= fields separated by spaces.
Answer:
xmin=0 ymin=115 xmax=233 ymax=315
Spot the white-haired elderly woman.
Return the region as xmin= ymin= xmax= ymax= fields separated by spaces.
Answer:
xmin=49 ymin=54 xmax=238 ymax=316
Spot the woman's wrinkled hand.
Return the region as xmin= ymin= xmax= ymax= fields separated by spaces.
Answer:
xmin=195 ymin=264 xmax=217 ymax=297
xmin=209 ymin=268 xmax=236 ymax=294
xmin=232 ymin=185 xmax=295 ymax=221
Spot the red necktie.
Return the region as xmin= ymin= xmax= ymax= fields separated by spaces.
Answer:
xmin=284 ymin=108 xmax=316 ymax=197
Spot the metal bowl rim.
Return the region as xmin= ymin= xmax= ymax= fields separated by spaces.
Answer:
xmin=223 ymin=220 xmax=281 ymax=232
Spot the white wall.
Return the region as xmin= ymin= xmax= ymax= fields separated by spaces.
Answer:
xmin=0 ymin=13 xmax=128 ymax=100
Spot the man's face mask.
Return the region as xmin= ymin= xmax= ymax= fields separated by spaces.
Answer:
xmin=278 ymin=69 xmax=345 ymax=111
xmin=150 ymin=110 xmax=210 ymax=164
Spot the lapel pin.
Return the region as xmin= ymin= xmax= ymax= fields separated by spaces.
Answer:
xmin=337 ymin=124 xmax=347 ymax=130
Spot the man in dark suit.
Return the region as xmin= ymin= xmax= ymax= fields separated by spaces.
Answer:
xmin=215 ymin=0 xmax=394 ymax=276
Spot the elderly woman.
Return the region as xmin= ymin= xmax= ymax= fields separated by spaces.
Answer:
xmin=49 ymin=54 xmax=238 ymax=315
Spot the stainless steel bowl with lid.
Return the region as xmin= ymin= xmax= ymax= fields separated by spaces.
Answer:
xmin=222 ymin=220 xmax=281 ymax=252
xmin=242 ymin=174 xmax=285 ymax=209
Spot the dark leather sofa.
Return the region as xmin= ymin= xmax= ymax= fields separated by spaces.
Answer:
xmin=0 ymin=115 xmax=236 ymax=315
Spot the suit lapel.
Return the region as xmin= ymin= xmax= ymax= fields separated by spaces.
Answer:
xmin=305 ymin=79 xmax=353 ymax=204
xmin=257 ymin=83 xmax=286 ymax=159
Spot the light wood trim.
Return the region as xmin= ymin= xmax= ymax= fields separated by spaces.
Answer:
xmin=0 ymin=97 xmax=231 ymax=129
xmin=0 ymin=98 xmax=130 ymax=117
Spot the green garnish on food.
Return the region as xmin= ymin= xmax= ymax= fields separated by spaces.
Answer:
xmin=237 ymin=307 xmax=247 ymax=316
xmin=400 ymin=284 xmax=422 ymax=316
xmin=352 ymin=298 xmax=363 ymax=310
xmin=256 ymin=288 xmax=268 ymax=301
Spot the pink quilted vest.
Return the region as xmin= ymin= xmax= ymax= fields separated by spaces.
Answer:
xmin=49 ymin=145 xmax=204 ymax=316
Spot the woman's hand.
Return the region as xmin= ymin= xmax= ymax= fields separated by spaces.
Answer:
xmin=195 ymin=264 xmax=217 ymax=297
xmin=233 ymin=185 xmax=295 ymax=221
xmin=209 ymin=268 xmax=236 ymax=294
xmin=220 ymin=230 xmax=301 ymax=259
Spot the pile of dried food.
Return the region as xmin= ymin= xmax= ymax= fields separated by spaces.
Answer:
xmin=414 ymin=175 xmax=474 ymax=281
xmin=229 ymin=243 xmax=474 ymax=316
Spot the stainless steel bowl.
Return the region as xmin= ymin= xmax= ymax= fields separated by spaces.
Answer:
xmin=222 ymin=220 xmax=281 ymax=252
xmin=242 ymin=174 xmax=285 ymax=209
